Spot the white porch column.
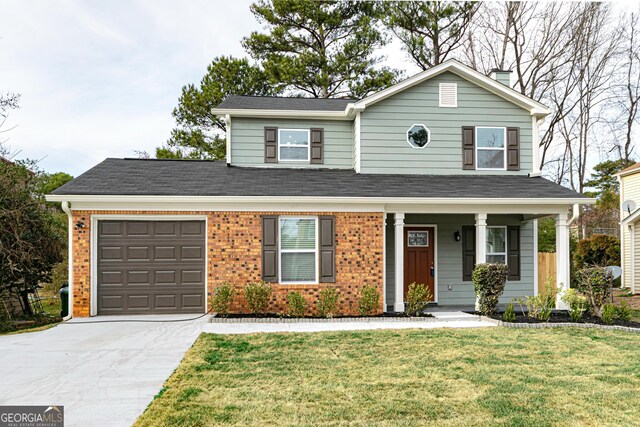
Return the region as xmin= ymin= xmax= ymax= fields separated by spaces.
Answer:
xmin=394 ymin=213 xmax=405 ymax=312
xmin=475 ymin=213 xmax=487 ymax=310
xmin=556 ymin=213 xmax=570 ymax=309
xmin=475 ymin=213 xmax=487 ymax=264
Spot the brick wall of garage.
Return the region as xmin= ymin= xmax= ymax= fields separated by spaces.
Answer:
xmin=71 ymin=210 xmax=384 ymax=317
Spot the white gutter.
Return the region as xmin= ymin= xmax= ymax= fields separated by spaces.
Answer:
xmin=61 ymin=201 xmax=73 ymax=321
xmin=210 ymin=108 xmax=352 ymax=120
xmin=46 ymin=194 xmax=595 ymax=205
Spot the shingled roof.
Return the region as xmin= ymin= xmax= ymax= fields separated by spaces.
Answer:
xmin=216 ymin=95 xmax=354 ymax=111
xmin=51 ymin=158 xmax=588 ymax=200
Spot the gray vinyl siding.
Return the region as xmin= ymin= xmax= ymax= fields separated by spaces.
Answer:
xmin=230 ymin=117 xmax=353 ymax=168
xmin=385 ymin=213 xmax=534 ymax=309
xmin=360 ymin=71 xmax=533 ymax=175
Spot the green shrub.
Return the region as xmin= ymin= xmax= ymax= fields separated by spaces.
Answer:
xmin=244 ymin=281 xmax=273 ymax=315
xmin=525 ymin=285 xmax=557 ymax=321
xmin=405 ymin=283 xmax=432 ymax=317
xmin=472 ymin=263 xmax=509 ymax=316
xmin=616 ymin=300 xmax=632 ymax=322
xmin=574 ymin=266 xmax=613 ymax=316
xmin=503 ymin=303 xmax=516 ymax=322
xmin=573 ymin=234 xmax=620 ymax=269
xmin=561 ymin=288 xmax=587 ymax=323
xmin=317 ymin=288 xmax=339 ymax=318
xmin=358 ymin=284 xmax=380 ymax=316
xmin=286 ymin=291 xmax=307 ymax=317
xmin=210 ymin=282 xmax=235 ymax=317
xmin=601 ymin=304 xmax=615 ymax=325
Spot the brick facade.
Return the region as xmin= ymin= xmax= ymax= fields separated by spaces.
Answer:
xmin=71 ymin=210 xmax=384 ymax=317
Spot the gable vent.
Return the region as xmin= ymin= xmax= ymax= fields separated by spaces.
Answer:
xmin=439 ymin=83 xmax=457 ymax=108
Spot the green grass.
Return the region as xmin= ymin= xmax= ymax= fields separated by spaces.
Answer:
xmin=135 ymin=328 xmax=640 ymax=427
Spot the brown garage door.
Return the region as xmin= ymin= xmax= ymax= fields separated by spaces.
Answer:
xmin=97 ymin=220 xmax=206 ymax=315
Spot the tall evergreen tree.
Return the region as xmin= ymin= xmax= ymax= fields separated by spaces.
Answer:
xmin=381 ymin=1 xmax=477 ymax=70
xmin=156 ymin=56 xmax=275 ymax=160
xmin=243 ymin=0 xmax=399 ymax=98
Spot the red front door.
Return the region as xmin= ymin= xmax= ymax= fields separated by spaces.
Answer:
xmin=404 ymin=227 xmax=435 ymax=300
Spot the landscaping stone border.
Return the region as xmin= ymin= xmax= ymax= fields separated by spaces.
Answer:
xmin=480 ymin=316 xmax=640 ymax=333
xmin=210 ymin=315 xmax=438 ymax=323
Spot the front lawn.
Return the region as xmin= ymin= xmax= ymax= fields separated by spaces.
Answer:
xmin=136 ymin=328 xmax=640 ymax=426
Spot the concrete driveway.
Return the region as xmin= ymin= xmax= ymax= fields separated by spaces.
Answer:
xmin=0 ymin=315 xmax=210 ymax=427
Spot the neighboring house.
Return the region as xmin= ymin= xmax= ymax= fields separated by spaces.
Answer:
xmin=617 ymin=162 xmax=640 ymax=294
xmin=47 ymin=60 xmax=591 ymax=317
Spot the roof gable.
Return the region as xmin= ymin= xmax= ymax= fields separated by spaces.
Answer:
xmin=353 ymin=59 xmax=549 ymax=117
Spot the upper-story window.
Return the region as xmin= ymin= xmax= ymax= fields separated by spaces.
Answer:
xmin=407 ymin=124 xmax=431 ymax=148
xmin=278 ymin=129 xmax=310 ymax=162
xmin=476 ymin=127 xmax=506 ymax=170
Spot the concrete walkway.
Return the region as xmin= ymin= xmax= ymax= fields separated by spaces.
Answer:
xmin=0 ymin=314 xmax=211 ymax=427
xmin=203 ymin=312 xmax=494 ymax=335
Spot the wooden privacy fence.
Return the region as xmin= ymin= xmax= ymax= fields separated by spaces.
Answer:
xmin=538 ymin=252 xmax=557 ymax=295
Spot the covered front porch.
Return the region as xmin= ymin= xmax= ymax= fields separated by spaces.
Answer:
xmin=383 ymin=205 xmax=575 ymax=313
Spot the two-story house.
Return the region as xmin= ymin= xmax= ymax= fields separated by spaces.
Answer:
xmin=48 ymin=59 xmax=591 ymax=317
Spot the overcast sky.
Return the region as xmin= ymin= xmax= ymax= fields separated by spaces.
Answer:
xmin=0 ymin=0 xmax=416 ymax=176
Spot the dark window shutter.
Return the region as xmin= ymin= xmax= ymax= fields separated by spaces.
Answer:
xmin=262 ymin=215 xmax=278 ymax=282
xmin=507 ymin=225 xmax=521 ymax=280
xmin=462 ymin=226 xmax=476 ymax=281
xmin=264 ymin=127 xmax=278 ymax=163
xmin=310 ymin=128 xmax=324 ymax=164
xmin=507 ymin=127 xmax=520 ymax=171
xmin=319 ymin=215 xmax=336 ymax=282
xmin=462 ymin=126 xmax=475 ymax=170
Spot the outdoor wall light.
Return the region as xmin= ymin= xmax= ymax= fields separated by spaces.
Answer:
xmin=454 ymin=230 xmax=461 ymax=242
xmin=75 ymin=221 xmax=85 ymax=229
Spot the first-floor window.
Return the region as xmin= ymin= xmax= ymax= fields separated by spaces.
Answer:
xmin=486 ymin=226 xmax=507 ymax=264
xmin=476 ymin=127 xmax=506 ymax=170
xmin=279 ymin=217 xmax=317 ymax=283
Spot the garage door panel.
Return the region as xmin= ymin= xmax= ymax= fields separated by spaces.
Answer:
xmin=181 ymin=270 xmax=203 ymax=284
xmin=128 ymin=295 xmax=151 ymax=309
xmin=100 ymin=295 xmax=124 ymax=310
xmin=182 ymin=294 xmax=203 ymax=308
xmin=126 ymin=246 xmax=150 ymax=261
xmin=100 ymin=221 xmax=123 ymax=236
xmin=181 ymin=246 xmax=203 ymax=261
xmin=101 ymin=246 xmax=123 ymax=261
xmin=100 ymin=270 xmax=123 ymax=285
xmin=127 ymin=270 xmax=150 ymax=284
xmin=154 ymin=246 xmax=177 ymax=261
xmin=155 ymin=270 xmax=177 ymax=284
xmin=181 ymin=221 xmax=205 ymax=236
xmin=155 ymin=294 xmax=177 ymax=309
xmin=97 ymin=220 xmax=205 ymax=315
xmin=126 ymin=222 xmax=151 ymax=236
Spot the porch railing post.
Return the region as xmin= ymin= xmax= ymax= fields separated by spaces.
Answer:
xmin=475 ymin=213 xmax=487 ymax=311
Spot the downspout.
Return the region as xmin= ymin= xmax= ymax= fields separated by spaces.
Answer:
xmin=61 ymin=201 xmax=73 ymax=320
xmin=567 ymin=203 xmax=580 ymax=227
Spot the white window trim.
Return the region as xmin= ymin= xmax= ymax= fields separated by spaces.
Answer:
xmin=439 ymin=82 xmax=458 ymax=108
xmin=406 ymin=123 xmax=431 ymax=149
xmin=486 ymin=225 xmax=508 ymax=265
xmin=278 ymin=216 xmax=319 ymax=284
xmin=475 ymin=126 xmax=507 ymax=171
xmin=278 ymin=128 xmax=311 ymax=162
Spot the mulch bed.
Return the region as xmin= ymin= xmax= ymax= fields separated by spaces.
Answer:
xmin=482 ymin=312 xmax=640 ymax=328
xmin=217 ymin=312 xmax=433 ymax=320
